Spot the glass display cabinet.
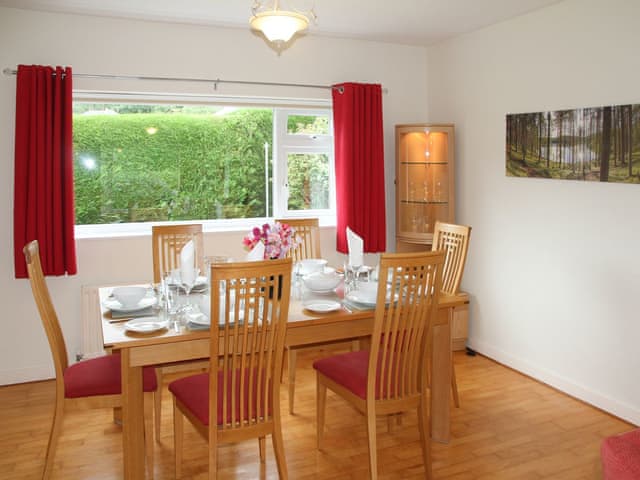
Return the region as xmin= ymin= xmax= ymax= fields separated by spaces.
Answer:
xmin=395 ymin=123 xmax=455 ymax=251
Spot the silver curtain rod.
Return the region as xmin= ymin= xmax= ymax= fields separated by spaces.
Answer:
xmin=2 ymin=68 xmax=390 ymax=94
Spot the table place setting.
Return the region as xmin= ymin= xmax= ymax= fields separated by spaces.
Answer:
xmin=102 ymin=286 xmax=158 ymax=321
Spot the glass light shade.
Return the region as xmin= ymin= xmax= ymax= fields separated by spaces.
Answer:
xmin=250 ymin=11 xmax=309 ymax=43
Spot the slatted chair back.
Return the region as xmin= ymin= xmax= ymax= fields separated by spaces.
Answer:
xmin=209 ymin=258 xmax=292 ymax=437
xmin=370 ymin=251 xmax=444 ymax=405
xmin=24 ymin=240 xmax=157 ymax=480
xmin=431 ymin=221 xmax=471 ymax=295
xmin=151 ymin=224 xmax=204 ymax=283
xmin=276 ymin=218 xmax=321 ymax=262
xmin=24 ymin=240 xmax=69 ymax=382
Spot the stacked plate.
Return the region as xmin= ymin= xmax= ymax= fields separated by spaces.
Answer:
xmin=344 ymin=281 xmax=398 ymax=308
xmin=103 ymin=295 xmax=157 ymax=314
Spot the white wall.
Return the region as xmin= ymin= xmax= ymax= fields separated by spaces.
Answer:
xmin=427 ymin=0 xmax=640 ymax=425
xmin=0 ymin=7 xmax=428 ymax=384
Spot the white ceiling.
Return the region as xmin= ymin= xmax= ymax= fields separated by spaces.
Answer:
xmin=0 ymin=0 xmax=564 ymax=45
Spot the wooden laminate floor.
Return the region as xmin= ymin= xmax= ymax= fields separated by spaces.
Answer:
xmin=0 ymin=351 xmax=633 ymax=479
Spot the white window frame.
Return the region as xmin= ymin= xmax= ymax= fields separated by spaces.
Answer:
xmin=72 ymin=92 xmax=335 ymax=239
xmin=272 ymin=108 xmax=335 ymax=220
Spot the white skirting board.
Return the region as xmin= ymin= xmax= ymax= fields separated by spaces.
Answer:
xmin=468 ymin=338 xmax=640 ymax=427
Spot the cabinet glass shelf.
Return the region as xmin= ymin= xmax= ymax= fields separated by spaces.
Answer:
xmin=400 ymin=161 xmax=448 ymax=166
xmin=400 ymin=200 xmax=448 ymax=205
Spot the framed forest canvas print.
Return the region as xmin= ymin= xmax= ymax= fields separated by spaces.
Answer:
xmin=506 ymin=104 xmax=639 ymax=184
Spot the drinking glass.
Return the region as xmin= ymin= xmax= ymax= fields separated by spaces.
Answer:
xmin=344 ymin=262 xmax=368 ymax=292
xmin=163 ymin=273 xmax=181 ymax=330
xmin=204 ymin=256 xmax=232 ymax=286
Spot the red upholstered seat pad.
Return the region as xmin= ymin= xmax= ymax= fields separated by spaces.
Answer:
xmin=601 ymin=429 xmax=640 ymax=480
xmin=169 ymin=370 xmax=272 ymax=426
xmin=313 ymin=350 xmax=370 ymax=399
xmin=314 ymin=350 xmax=410 ymax=400
xmin=64 ymin=354 xmax=157 ymax=398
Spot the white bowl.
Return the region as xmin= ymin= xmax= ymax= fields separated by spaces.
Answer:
xmin=303 ymin=271 xmax=341 ymax=292
xmin=112 ymin=286 xmax=148 ymax=308
xmin=297 ymin=258 xmax=328 ymax=276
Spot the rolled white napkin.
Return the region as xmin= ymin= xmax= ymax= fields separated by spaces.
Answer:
xmin=180 ymin=240 xmax=196 ymax=286
xmin=245 ymin=241 xmax=265 ymax=261
xmin=346 ymin=227 xmax=364 ymax=267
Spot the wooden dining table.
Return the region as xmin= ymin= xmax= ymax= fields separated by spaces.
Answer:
xmin=99 ymin=284 xmax=468 ymax=479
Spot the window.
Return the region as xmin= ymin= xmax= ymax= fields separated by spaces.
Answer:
xmin=72 ymin=95 xmax=334 ymax=235
xmin=274 ymin=109 xmax=335 ymax=218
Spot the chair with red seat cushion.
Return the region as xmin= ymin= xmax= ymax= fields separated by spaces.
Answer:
xmin=23 ymin=240 xmax=157 ymax=480
xmin=314 ymin=251 xmax=445 ymax=480
xmin=169 ymin=258 xmax=292 ymax=479
xmin=151 ymin=223 xmax=209 ymax=441
xmin=431 ymin=221 xmax=471 ymax=408
xmin=601 ymin=429 xmax=640 ymax=479
xmin=275 ymin=217 xmax=321 ymax=415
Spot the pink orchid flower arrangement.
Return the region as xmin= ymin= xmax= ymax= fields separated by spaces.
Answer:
xmin=242 ymin=222 xmax=298 ymax=260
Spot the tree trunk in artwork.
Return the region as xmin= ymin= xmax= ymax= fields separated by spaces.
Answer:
xmin=600 ymin=106 xmax=612 ymax=182
xmin=546 ymin=111 xmax=551 ymax=168
xmin=558 ymin=113 xmax=564 ymax=167
xmin=520 ymin=115 xmax=527 ymax=165
xmin=538 ymin=112 xmax=543 ymax=163
xmin=628 ymin=105 xmax=633 ymax=177
xmin=572 ymin=115 xmax=576 ymax=173
xmin=612 ymin=107 xmax=618 ymax=167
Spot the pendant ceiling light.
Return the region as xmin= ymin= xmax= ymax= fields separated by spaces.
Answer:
xmin=250 ymin=0 xmax=316 ymax=52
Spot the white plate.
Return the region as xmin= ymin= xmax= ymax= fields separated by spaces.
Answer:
xmin=303 ymin=300 xmax=341 ymax=313
xmin=124 ymin=317 xmax=168 ymax=333
xmin=306 ymin=287 xmax=338 ymax=294
xmin=345 ymin=291 xmax=398 ymax=307
xmin=103 ymin=296 xmax=157 ymax=313
xmin=345 ymin=291 xmax=377 ymax=306
xmin=187 ymin=312 xmax=210 ymax=326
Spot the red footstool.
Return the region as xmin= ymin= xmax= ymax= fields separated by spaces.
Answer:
xmin=601 ymin=429 xmax=640 ymax=479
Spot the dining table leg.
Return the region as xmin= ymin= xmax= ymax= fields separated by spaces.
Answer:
xmin=121 ymin=348 xmax=146 ymax=479
xmin=430 ymin=307 xmax=451 ymax=443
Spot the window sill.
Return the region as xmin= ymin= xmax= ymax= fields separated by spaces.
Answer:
xmin=74 ymin=215 xmax=337 ymax=240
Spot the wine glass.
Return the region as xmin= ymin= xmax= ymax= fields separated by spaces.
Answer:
xmin=176 ymin=267 xmax=199 ymax=326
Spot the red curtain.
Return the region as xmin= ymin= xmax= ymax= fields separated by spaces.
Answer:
xmin=332 ymin=82 xmax=386 ymax=253
xmin=14 ymin=65 xmax=77 ymax=278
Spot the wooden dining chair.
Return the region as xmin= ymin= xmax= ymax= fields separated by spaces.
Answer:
xmin=169 ymin=258 xmax=292 ymax=479
xmin=275 ymin=218 xmax=323 ymax=414
xmin=431 ymin=221 xmax=471 ymax=408
xmin=151 ymin=223 xmax=204 ymax=283
xmin=150 ymin=223 xmax=208 ymax=441
xmin=314 ymin=251 xmax=444 ymax=480
xmin=23 ymin=240 xmax=157 ymax=480
xmin=276 ymin=217 xmax=321 ymax=262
